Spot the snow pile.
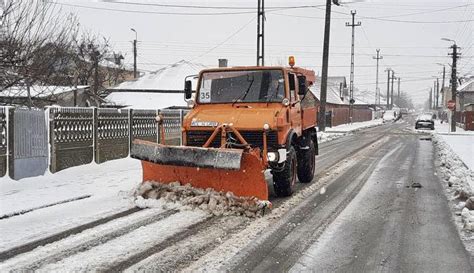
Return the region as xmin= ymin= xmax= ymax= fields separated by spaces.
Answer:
xmin=318 ymin=132 xmax=345 ymax=143
xmin=135 ymin=182 xmax=271 ymax=218
xmin=434 ymin=135 xmax=474 ymax=231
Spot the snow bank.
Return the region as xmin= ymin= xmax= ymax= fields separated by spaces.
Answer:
xmin=135 ymin=182 xmax=271 ymax=218
xmin=433 ymin=135 xmax=474 ymax=231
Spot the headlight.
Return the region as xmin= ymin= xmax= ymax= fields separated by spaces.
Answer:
xmin=267 ymin=152 xmax=278 ymax=162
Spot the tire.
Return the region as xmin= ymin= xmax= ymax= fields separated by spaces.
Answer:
xmin=297 ymin=139 xmax=315 ymax=183
xmin=272 ymin=146 xmax=297 ymax=197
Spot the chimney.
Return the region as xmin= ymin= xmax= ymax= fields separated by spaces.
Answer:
xmin=218 ymin=59 xmax=228 ymax=68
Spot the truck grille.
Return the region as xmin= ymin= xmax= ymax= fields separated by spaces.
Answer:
xmin=186 ymin=130 xmax=278 ymax=149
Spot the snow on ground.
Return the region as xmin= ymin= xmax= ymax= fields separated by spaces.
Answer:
xmin=0 ymin=118 xmax=384 ymax=255
xmin=430 ymin=120 xmax=474 ymax=170
xmin=325 ymin=118 xmax=383 ymax=133
xmin=433 ymin=134 xmax=474 ymax=232
xmin=39 ymin=210 xmax=207 ymax=272
xmin=136 ymin=182 xmax=270 ymax=217
xmin=0 ymin=158 xmax=142 ymax=252
xmin=318 ymin=118 xmax=384 ymax=143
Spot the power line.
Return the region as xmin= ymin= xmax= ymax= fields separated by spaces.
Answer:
xmin=101 ymin=0 xmax=326 ymax=10
xmin=50 ymin=1 xmax=258 ymax=15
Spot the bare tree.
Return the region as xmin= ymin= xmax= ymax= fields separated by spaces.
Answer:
xmin=0 ymin=0 xmax=79 ymax=106
xmin=73 ymin=32 xmax=130 ymax=98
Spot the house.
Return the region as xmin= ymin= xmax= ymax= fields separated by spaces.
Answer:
xmin=104 ymin=60 xmax=207 ymax=110
xmin=309 ymin=76 xmax=373 ymax=126
xmin=0 ymin=85 xmax=100 ymax=107
xmin=457 ymin=77 xmax=474 ymax=110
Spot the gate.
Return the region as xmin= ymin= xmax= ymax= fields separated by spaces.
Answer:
xmin=50 ymin=108 xmax=94 ymax=173
xmin=9 ymin=108 xmax=48 ymax=179
xmin=0 ymin=108 xmax=7 ymax=177
xmin=95 ymin=108 xmax=129 ymax=164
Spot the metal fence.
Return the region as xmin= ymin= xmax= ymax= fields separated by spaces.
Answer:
xmin=1 ymin=106 xmax=188 ymax=180
xmin=0 ymin=108 xmax=7 ymax=177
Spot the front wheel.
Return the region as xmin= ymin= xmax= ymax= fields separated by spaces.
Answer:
xmin=297 ymin=139 xmax=315 ymax=183
xmin=272 ymin=146 xmax=297 ymax=197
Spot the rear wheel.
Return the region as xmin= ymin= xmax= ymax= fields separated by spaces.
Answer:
xmin=272 ymin=146 xmax=297 ymax=197
xmin=297 ymin=139 xmax=315 ymax=183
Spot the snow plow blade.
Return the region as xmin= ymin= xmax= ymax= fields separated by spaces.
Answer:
xmin=131 ymin=140 xmax=269 ymax=200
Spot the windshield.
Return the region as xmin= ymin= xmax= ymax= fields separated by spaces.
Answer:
xmin=198 ymin=70 xmax=285 ymax=104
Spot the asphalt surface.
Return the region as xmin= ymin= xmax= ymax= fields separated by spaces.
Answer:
xmin=231 ymin=117 xmax=473 ymax=272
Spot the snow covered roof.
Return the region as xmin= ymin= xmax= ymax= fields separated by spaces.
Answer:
xmin=110 ymin=60 xmax=208 ymax=91
xmin=104 ymin=60 xmax=207 ymax=109
xmin=458 ymin=78 xmax=474 ymax=93
xmin=1 ymin=85 xmax=89 ymax=98
xmin=353 ymin=90 xmax=388 ymax=106
xmin=309 ymin=77 xmax=347 ymax=105
xmin=104 ymin=91 xmax=188 ymax=110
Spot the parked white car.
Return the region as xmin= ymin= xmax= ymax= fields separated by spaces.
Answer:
xmin=382 ymin=110 xmax=397 ymax=123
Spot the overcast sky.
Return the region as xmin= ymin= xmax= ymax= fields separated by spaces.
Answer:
xmin=55 ymin=0 xmax=473 ymax=104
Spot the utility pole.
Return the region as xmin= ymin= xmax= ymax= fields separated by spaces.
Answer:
xmin=373 ymin=49 xmax=383 ymax=108
xmin=319 ymin=0 xmax=340 ymax=132
xmin=436 ymin=78 xmax=439 ymax=109
xmin=397 ymin=77 xmax=400 ymax=106
xmin=441 ymin=65 xmax=445 ymax=106
xmin=390 ymin=71 xmax=395 ymax=110
xmin=429 ymin=89 xmax=432 ymax=110
xmin=385 ymin=68 xmax=391 ymax=109
xmin=131 ymin=28 xmax=138 ymax=78
xmin=346 ymin=10 xmax=361 ymax=122
xmin=256 ymin=0 xmax=265 ymax=66
xmin=448 ymin=43 xmax=460 ymax=132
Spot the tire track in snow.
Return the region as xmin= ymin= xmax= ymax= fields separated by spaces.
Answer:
xmin=0 ymin=206 xmax=142 ymax=262
xmin=37 ymin=210 xmax=209 ymax=272
xmin=20 ymin=210 xmax=178 ymax=271
xmin=124 ymin=216 xmax=250 ymax=272
xmin=0 ymin=207 xmax=172 ymax=271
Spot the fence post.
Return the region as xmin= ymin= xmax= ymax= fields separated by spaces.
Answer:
xmin=49 ymin=108 xmax=56 ymax=173
xmin=179 ymin=109 xmax=184 ymax=145
xmin=156 ymin=109 xmax=161 ymax=144
xmin=93 ymin=107 xmax=98 ymax=163
xmin=128 ymin=108 xmax=133 ymax=155
xmin=7 ymin=108 xmax=14 ymax=178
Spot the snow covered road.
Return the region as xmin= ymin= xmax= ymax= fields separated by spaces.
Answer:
xmin=1 ymin=117 xmax=471 ymax=272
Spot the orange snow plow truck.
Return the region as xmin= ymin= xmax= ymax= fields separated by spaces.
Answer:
xmin=131 ymin=60 xmax=319 ymax=201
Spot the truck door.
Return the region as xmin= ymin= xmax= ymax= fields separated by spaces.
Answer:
xmin=288 ymin=73 xmax=302 ymax=135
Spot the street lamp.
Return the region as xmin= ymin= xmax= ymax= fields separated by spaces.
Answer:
xmin=130 ymin=28 xmax=137 ymax=41
xmin=441 ymin=38 xmax=456 ymax=44
xmin=130 ymin=28 xmax=137 ymax=78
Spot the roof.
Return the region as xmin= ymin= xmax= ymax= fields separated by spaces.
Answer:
xmin=458 ymin=78 xmax=474 ymax=93
xmin=1 ymin=85 xmax=89 ymax=98
xmin=110 ymin=60 xmax=208 ymax=91
xmin=353 ymin=90 xmax=388 ymax=106
xmin=309 ymin=77 xmax=347 ymax=105
xmin=104 ymin=90 xmax=188 ymax=110
xmin=105 ymin=60 xmax=207 ymax=109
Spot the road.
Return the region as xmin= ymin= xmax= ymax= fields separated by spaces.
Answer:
xmin=1 ymin=117 xmax=471 ymax=272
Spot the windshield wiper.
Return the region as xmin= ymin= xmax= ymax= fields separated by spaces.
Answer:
xmin=266 ymin=80 xmax=281 ymax=106
xmin=232 ymin=76 xmax=255 ymax=107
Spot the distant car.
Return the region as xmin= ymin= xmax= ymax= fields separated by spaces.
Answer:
xmin=415 ymin=114 xmax=435 ymax=130
xmin=400 ymin=108 xmax=408 ymax=115
xmin=382 ymin=110 xmax=397 ymax=123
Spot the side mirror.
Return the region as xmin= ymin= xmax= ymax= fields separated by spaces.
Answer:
xmin=297 ymin=75 xmax=307 ymax=96
xmin=184 ymin=80 xmax=192 ymax=99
